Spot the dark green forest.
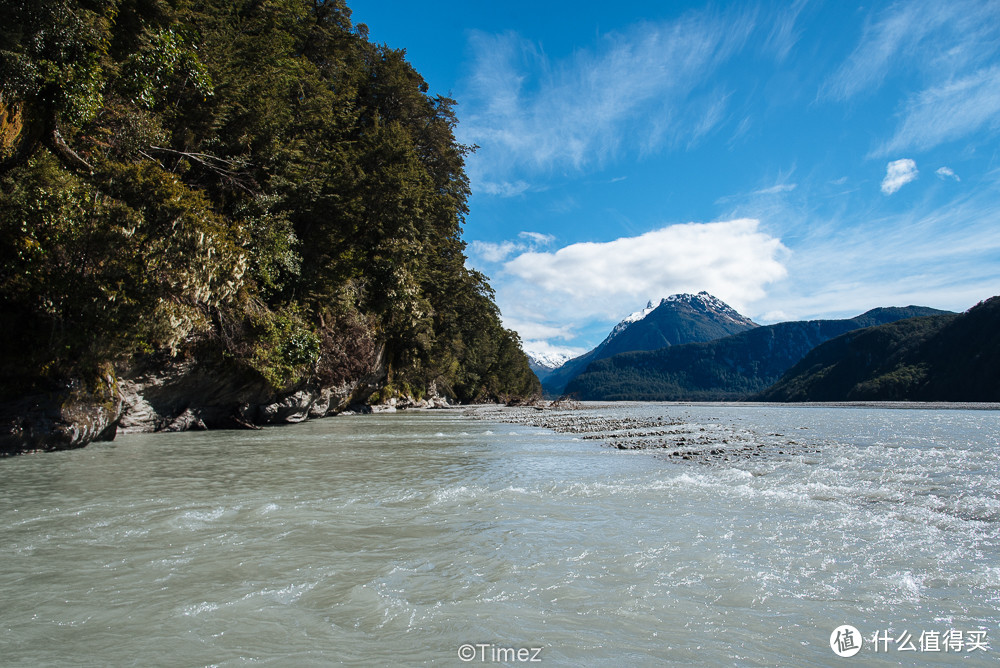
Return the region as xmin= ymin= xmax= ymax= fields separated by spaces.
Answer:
xmin=0 ymin=0 xmax=539 ymax=408
xmin=757 ymin=297 xmax=1000 ymax=402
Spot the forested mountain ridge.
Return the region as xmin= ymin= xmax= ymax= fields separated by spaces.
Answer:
xmin=564 ymin=306 xmax=950 ymax=401
xmin=0 ymin=0 xmax=539 ymax=454
xmin=757 ymin=297 xmax=1000 ymax=402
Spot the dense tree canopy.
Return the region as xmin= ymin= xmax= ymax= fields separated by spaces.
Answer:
xmin=0 ymin=0 xmax=539 ymax=403
xmin=758 ymin=297 xmax=1000 ymax=402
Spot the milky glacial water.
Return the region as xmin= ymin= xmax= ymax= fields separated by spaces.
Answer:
xmin=1 ymin=404 xmax=998 ymax=666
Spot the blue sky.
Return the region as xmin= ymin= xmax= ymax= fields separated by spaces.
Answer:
xmin=349 ymin=0 xmax=1000 ymax=359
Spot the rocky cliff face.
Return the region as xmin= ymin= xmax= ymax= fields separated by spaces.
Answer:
xmin=0 ymin=345 xmax=391 ymax=456
xmin=0 ymin=379 xmax=123 ymax=455
xmin=115 ymin=346 xmax=388 ymax=433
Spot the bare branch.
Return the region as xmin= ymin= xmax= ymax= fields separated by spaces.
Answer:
xmin=148 ymin=145 xmax=256 ymax=191
xmin=46 ymin=122 xmax=93 ymax=174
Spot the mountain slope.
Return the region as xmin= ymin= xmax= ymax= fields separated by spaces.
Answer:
xmin=541 ymin=292 xmax=757 ymax=396
xmin=565 ymin=306 xmax=950 ymax=401
xmin=757 ymin=297 xmax=1000 ymax=402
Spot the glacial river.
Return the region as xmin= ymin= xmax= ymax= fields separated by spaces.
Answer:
xmin=1 ymin=404 xmax=997 ymax=666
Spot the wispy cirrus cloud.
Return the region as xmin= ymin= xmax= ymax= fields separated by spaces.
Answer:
xmin=825 ymin=0 xmax=1000 ymax=155
xmin=825 ymin=0 xmax=1000 ymax=101
xmin=762 ymin=0 xmax=811 ymax=62
xmin=881 ymin=159 xmax=918 ymax=195
xmin=877 ymin=66 xmax=1000 ymax=155
xmin=478 ymin=180 xmax=531 ymax=198
xmin=468 ymin=230 xmax=556 ymax=263
xmin=826 ymin=1 xmax=943 ymax=100
xmin=753 ymin=183 xmax=797 ymax=196
xmin=457 ymin=9 xmax=756 ymax=190
xmin=739 ymin=175 xmax=1000 ymax=322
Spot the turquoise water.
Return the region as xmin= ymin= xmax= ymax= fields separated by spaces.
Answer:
xmin=1 ymin=405 xmax=997 ymax=666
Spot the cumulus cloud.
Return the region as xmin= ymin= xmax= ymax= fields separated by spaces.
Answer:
xmin=499 ymin=219 xmax=787 ymax=325
xmin=936 ymin=166 xmax=960 ymax=181
xmin=881 ymin=159 xmax=919 ymax=195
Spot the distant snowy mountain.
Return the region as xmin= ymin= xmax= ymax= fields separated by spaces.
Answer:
xmin=526 ymin=349 xmax=574 ymax=372
xmin=540 ymin=292 xmax=758 ymax=396
xmin=523 ymin=345 xmax=580 ymax=382
xmin=524 ymin=348 xmax=573 ymax=380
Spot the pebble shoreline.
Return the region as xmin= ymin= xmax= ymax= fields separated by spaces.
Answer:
xmin=462 ymin=401 xmax=824 ymax=464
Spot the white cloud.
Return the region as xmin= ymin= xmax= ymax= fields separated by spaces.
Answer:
xmin=936 ymin=166 xmax=960 ymax=181
xmin=499 ymin=219 xmax=787 ymax=325
xmin=518 ymin=231 xmax=555 ymax=246
xmin=879 ymin=66 xmax=1000 ymax=155
xmin=826 ymin=0 xmax=1000 ymax=101
xmin=748 ymin=184 xmax=1000 ymax=323
xmin=478 ymin=180 xmax=531 ymax=197
xmin=469 ymin=240 xmax=521 ymax=263
xmin=458 ymin=10 xmax=755 ymax=188
xmin=753 ymin=183 xmax=797 ymax=196
xmin=500 ymin=317 xmax=577 ymax=342
xmin=881 ymin=159 xmax=918 ymax=195
xmin=469 ymin=231 xmax=556 ymax=264
xmin=520 ymin=339 xmax=588 ymax=360
xmin=825 ymin=1 xmax=1000 ymax=154
xmin=762 ymin=0 xmax=810 ymax=62
xmin=757 ymin=310 xmax=793 ymax=324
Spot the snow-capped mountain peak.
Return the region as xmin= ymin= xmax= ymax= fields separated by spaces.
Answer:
xmin=537 ymin=292 xmax=759 ymax=394
xmin=601 ymin=292 xmax=756 ymax=348
xmin=663 ymin=291 xmax=757 ymax=328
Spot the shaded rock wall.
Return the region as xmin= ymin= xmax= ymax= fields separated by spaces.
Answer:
xmin=0 ymin=346 xmax=388 ymax=456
